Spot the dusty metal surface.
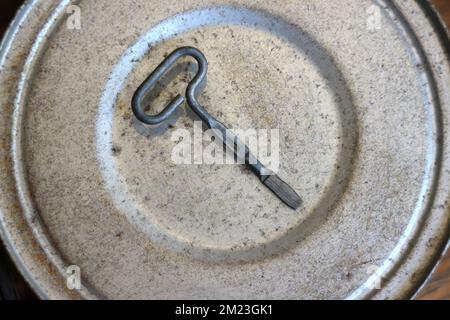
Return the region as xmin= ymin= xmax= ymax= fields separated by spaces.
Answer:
xmin=0 ymin=0 xmax=450 ymax=299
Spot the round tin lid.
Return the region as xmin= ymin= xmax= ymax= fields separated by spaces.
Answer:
xmin=1 ymin=0 xmax=450 ymax=299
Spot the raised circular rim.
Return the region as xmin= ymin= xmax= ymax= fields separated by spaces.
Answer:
xmin=0 ymin=0 xmax=449 ymax=300
xmin=409 ymin=0 xmax=450 ymax=299
xmin=95 ymin=4 xmax=359 ymax=264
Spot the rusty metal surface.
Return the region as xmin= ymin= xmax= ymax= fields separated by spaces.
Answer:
xmin=0 ymin=0 xmax=34 ymax=300
xmin=0 ymin=0 xmax=450 ymax=300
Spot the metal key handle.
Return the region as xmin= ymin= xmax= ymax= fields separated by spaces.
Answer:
xmin=132 ymin=47 xmax=301 ymax=209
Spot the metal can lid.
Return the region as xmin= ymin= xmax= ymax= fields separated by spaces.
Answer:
xmin=1 ymin=0 xmax=450 ymax=299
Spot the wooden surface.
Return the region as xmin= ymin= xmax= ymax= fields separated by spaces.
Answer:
xmin=0 ymin=0 xmax=449 ymax=300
